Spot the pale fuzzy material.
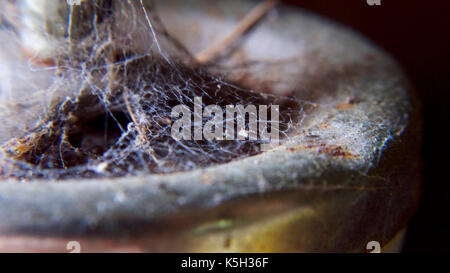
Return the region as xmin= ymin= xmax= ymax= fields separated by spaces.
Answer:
xmin=0 ymin=0 xmax=302 ymax=180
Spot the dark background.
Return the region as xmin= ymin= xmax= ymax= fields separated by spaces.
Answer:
xmin=283 ymin=0 xmax=450 ymax=251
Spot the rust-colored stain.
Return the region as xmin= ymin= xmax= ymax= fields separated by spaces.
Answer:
xmin=318 ymin=145 xmax=356 ymax=158
xmin=336 ymin=98 xmax=359 ymax=111
xmin=336 ymin=98 xmax=357 ymax=110
xmin=336 ymin=103 xmax=354 ymax=110
xmin=4 ymin=136 xmax=36 ymax=161
xmin=287 ymin=143 xmax=357 ymax=159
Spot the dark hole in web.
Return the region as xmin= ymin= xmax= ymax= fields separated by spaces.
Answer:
xmin=67 ymin=111 xmax=130 ymax=157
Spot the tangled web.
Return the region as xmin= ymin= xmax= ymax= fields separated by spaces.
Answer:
xmin=0 ymin=0 xmax=306 ymax=180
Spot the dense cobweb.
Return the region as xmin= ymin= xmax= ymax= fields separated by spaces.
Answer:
xmin=0 ymin=0 xmax=307 ymax=180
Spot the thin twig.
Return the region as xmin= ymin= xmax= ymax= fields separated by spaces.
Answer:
xmin=123 ymin=87 xmax=159 ymax=163
xmin=195 ymin=0 xmax=279 ymax=64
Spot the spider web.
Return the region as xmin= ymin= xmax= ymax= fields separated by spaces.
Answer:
xmin=0 ymin=0 xmax=307 ymax=180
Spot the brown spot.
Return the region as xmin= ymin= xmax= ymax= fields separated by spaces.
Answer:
xmin=287 ymin=144 xmax=357 ymax=159
xmin=224 ymin=235 xmax=232 ymax=248
xmin=336 ymin=97 xmax=360 ymax=110
xmin=318 ymin=145 xmax=356 ymax=158
xmin=336 ymin=103 xmax=354 ymax=110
